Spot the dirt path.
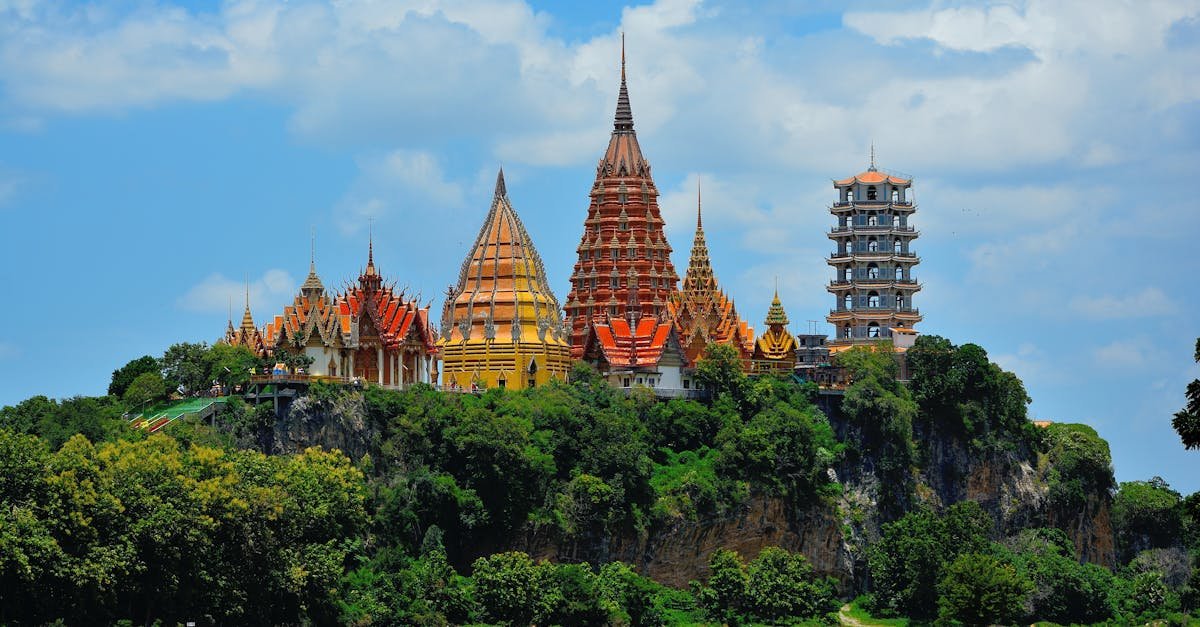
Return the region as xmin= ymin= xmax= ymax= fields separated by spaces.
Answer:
xmin=838 ymin=603 xmax=868 ymax=626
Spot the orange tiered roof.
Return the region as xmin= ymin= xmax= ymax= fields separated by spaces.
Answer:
xmin=584 ymin=315 xmax=677 ymax=369
xmin=834 ymin=169 xmax=910 ymax=186
xmin=667 ymin=188 xmax=754 ymax=365
xmin=263 ymin=261 xmax=342 ymax=349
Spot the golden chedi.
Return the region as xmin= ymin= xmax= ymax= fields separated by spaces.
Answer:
xmin=438 ymin=169 xmax=572 ymax=389
xmin=751 ymin=288 xmax=799 ymax=374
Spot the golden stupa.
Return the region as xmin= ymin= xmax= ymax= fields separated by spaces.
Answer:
xmin=438 ymin=169 xmax=572 ymax=389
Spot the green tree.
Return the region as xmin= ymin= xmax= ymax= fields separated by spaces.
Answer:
xmin=206 ymin=342 xmax=259 ymax=389
xmin=868 ymin=501 xmax=992 ymax=619
xmin=695 ymin=548 xmax=747 ymax=625
xmin=1112 ymin=478 xmax=1184 ymax=561
xmin=1043 ymin=423 xmax=1115 ymax=512
xmin=1173 ymin=337 xmax=1200 ymax=450
xmin=744 ymin=547 xmax=837 ymax=622
xmin=716 ymin=398 xmax=840 ymax=502
xmin=1006 ymin=527 xmax=1116 ymax=624
xmin=122 ymin=371 xmax=166 ymax=409
xmin=598 ymin=561 xmax=665 ymax=627
xmin=108 ymin=355 xmax=160 ymax=397
xmin=937 ymin=552 xmax=1032 ymax=626
xmin=161 ymin=341 xmax=211 ymax=394
xmin=694 ymin=343 xmax=749 ymax=408
xmin=471 ymin=552 xmax=551 ymax=626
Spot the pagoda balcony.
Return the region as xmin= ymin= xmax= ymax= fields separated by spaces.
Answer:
xmin=829 ymin=305 xmax=921 ymax=315
xmin=830 ymin=201 xmax=915 ymax=213
xmin=829 ymin=225 xmax=916 ymax=234
xmin=828 ymin=250 xmax=918 ymax=261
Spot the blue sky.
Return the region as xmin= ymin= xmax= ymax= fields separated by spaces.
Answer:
xmin=0 ymin=0 xmax=1197 ymax=492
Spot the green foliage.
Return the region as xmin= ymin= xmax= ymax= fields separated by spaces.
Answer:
xmin=598 ymin=561 xmax=668 ymax=627
xmin=160 ymin=341 xmax=212 ymax=394
xmin=1174 ymin=337 xmax=1200 ymax=450
xmin=1043 ymin=423 xmax=1115 ymax=512
xmin=1112 ymin=477 xmax=1184 ymax=561
xmin=122 ymin=371 xmax=166 ymax=408
xmin=907 ymin=335 xmax=1031 ymax=446
xmin=695 ymin=547 xmax=837 ymax=625
xmin=0 ymin=394 xmax=129 ymax=449
xmin=0 ymin=429 xmax=367 ymax=625
xmin=936 ymin=552 xmax=1032 ymax=626
xmin=867 ymin=501 xmax=992 ymax=619
xmin=694 ymin=343 xmax=750 ymax=408
xmin=206 ymin=342 xmax=260 ymax=388
xmin=838 ymin=343 xmax=917 ymax=517
xmin=650 ymin=446 xmax=728 ymax=523
xmin=108 ymin=355 xmax=160 ymax=397
xmin=1005 ymin=527 xmax=1117 ymax=624
xmin=470 ymin=551 xmax=551 ymax=626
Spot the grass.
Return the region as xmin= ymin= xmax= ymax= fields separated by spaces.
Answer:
xmin=843 ymin=596 xmax=911 ymax=626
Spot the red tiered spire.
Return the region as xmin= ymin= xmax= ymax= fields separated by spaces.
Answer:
xmin=564 ymin=39 xmax=679 ymax=358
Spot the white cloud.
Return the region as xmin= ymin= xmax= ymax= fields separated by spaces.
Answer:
xmin=1093 ymin=339 xmax=1158 ymax=368
xmin=992 ymin=341 xmax=1047 ymax=381
xmin=333 ymin=149 xmax=466 ymax=234
xmin=1070 ymin=287 xmax=1178 ymax=320
xmin=176 ymin=269 xmax=296 ymax=315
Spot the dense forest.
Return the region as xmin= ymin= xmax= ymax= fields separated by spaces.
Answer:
xmin=1 ymin=336 xmax=1197 ymax=625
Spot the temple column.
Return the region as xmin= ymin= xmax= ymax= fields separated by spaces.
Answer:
xmin=376 ymin=347 xmax=383 ymax=385
xmin=349 ymin=352 xmax=355 ymax=379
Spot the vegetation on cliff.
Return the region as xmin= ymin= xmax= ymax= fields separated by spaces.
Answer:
xmin=0 ymin=335 xmax=1197 ymax=624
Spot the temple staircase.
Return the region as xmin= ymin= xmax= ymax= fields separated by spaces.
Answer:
xmin=128 ymin=397 xmax=228 ymax=433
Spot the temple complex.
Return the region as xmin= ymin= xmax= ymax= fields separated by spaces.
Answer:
xmin=224 ymin=287 xmax=267 ymax=355
xmin=750 ymin=289 xmax=797 ymax=375
xmin=667 ymin=187 xmax=754 ymax=365
xmin=438 ymin=169 xmax=572 ymax=390
xmin=826 ymin=151 xmax=921 ymax=347
xmin=227 ymin=240 xmax=439 ymax=388
xmin=564 ymin=42 xmax=679 ymax=359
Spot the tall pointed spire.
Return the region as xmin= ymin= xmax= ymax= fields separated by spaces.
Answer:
xmin=614 ymin=32 xmax=634 ymax=132
xmin=869 ymin=142 xmax=877 ymax=171
xmin=697 ymin=177 xmax=703 ymax=229
xmin=495 ymin=166 xmax=507 ymax=199
xmin=302 ymin=227 xmax=325 ymax=295
xmin=240 ymin=280 xmax=256 ymax=331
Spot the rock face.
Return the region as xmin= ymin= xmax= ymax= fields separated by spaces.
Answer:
xmin=263 ymin=394 xmax=376 ymax=462
xmin=255 ymin=391 xmax=1116 ymax=591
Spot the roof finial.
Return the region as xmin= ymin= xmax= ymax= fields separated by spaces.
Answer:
xmin=869 ymin=142 xmax=877 ymax=171
xmin=244 ymin=277 xmax=250 ymax=310
xmin=310 ymin=226 xmax=316 ymax=270
xmin=495 ymin=166 xmax=507 ymax=199
xmin=368 ymin=218 xmax=375 ymax=266
xmin=774 ymin=275 xmax=779 ymax=298
xmin=696 ymin=176 xmax=703 ymax=230
xmin=613 ymin=34 xmax=634 ymax=132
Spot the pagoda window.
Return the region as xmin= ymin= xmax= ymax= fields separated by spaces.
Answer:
xmin=868 ymin=322 xmax=881 ymax=337
xmin=892 ymin=189 xmax=900 ymax=203
xmin=620 ymin=220 xmax=628 ymax=231
xmin=844 ymin=294 xmax=853 ymax=310
xmin=868 ymin=186 xmax=878 ymax=200
xmin=868 ymin=238 xmax=879 ymax=252
xmin=897 ymin=294 xmax=905 ymax=308
xmin=867 ymin=214 xmax=878 ymax=226
xmin=839 ymin=216 xmax=848 ymax=228
xmin=868 ymin=264 xmax=880 ymax=279
xmin=619 ymin=192 xmax=628 ymax=204
xmin=895 ymin=266 xmax=904 ymax=280
xmin=844 ymin=267 xmax=852 ymax=282
xmin=843 ymin=325 xmax=852 ymax=339
xmin=894 ymin=239 xmax=902 ymax=253
xmin=868 ymin=292 xmax=880 ymax=307
xmin=610 ymin=277 xmax=619 ymax=289
xmin=846 ymin=188 xmax=854 ymax=202
xmin=611 ymin=249 xmax=619 ymax=260
xmin=610 ymin=305 xmax=618 ymax=316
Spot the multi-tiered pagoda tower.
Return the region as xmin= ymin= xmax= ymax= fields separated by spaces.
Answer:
xmin=564 ymin=43 xmax=679 ymax=358
xmin=826 ymin=153 xmax=921 ymax=346
xmin=667 ymin=188 xmax=754 ymax=365
xmin=439 ymin=169 xmax=572 ymax=390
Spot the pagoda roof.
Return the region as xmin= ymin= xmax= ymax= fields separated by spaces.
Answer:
xmin=597 ymin=37 xmax=651 ymax=180
xmin=585 ymin=315 xmax=678 ymax=369
xmin=439 ymin=168 xmax=568 ymax=347
xmin=834 ymin=167 xmax=910 ymax=187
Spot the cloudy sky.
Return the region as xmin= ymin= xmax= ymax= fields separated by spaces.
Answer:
xmin=0 ymin=0 xmax=1197 ymax=491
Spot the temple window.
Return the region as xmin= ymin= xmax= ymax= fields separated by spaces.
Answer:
xmin=892 ymin=189 xmax=900 ymax=202
xmin=610 ymin=305 xmax=618 ymax=316
xmin=610 ymin=277 xmax=619 ymax=289
xmin=868 ymin=264 xmax=880 ymax=279
xmin=620 ymin=220 xmax=628 ymax=231
xmin=868 ymin=186 xmax=878 ymax=200
xmin=868 ymin=291 xmax=880 ymax=307
xmin=623 ymin=377 xmax=631 ymax=387
xmin=619 ymin=192 xmax=628 ymax=204
xmin=894 ymin=239 xmax=902 ymax=253
xmin=867 ymin=214 xmax=878 ymax=226
xmin=844 ymin=294 xmax=853 ymax=310
xmin=844 ymin=267 xmax=852 ymax=281
xmin=846 ymin=188 xmax=854 ymax=202
xmin=843 ymin=324 xmax=852 ymax=338
xmin=611 ymin=249 xmax=618 ymax=260
xmin=868 ymin=238 xmax=879 ymax=252
xmin=895 ymin=266 xmax=904 ymax=280
xmin=868 ymin=322 xmax=881 ymax=337
xmin=897 ymin=294 xmax=905 ymax=308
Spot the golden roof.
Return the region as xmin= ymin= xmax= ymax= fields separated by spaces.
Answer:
xmin=440 ymin=169 xmax=569 ymax=347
